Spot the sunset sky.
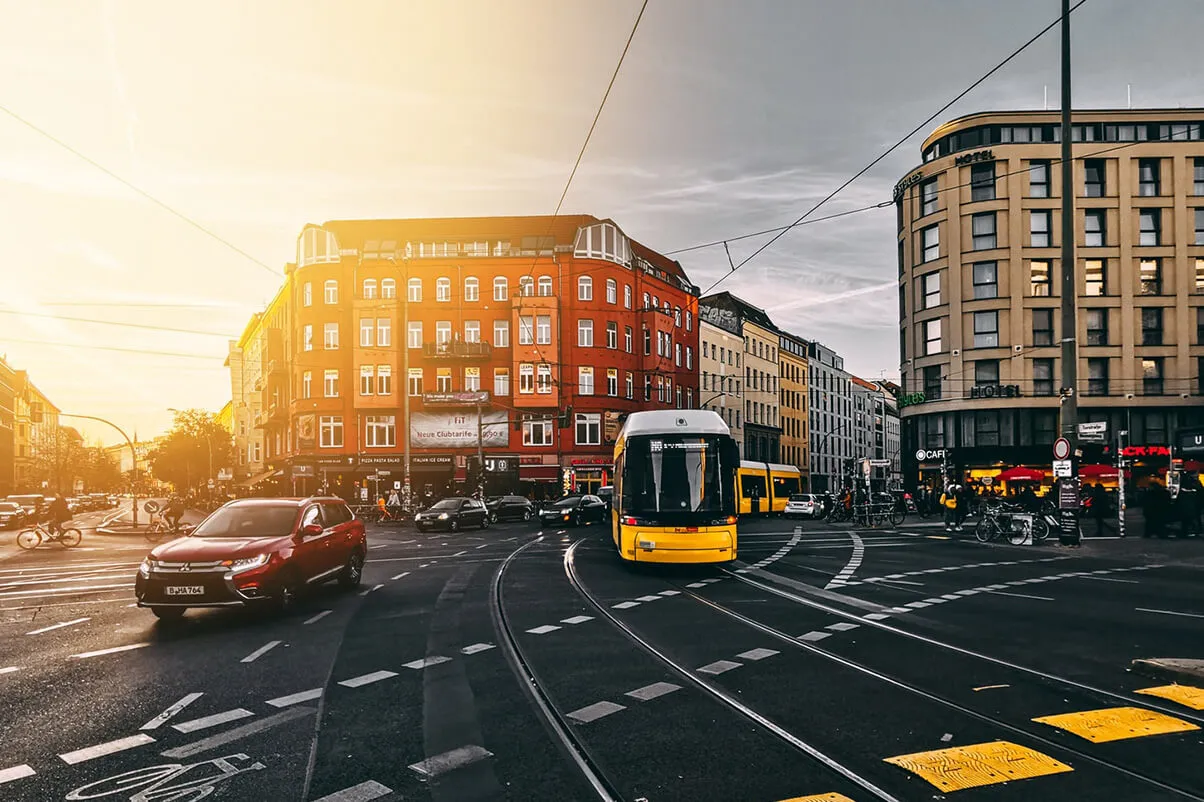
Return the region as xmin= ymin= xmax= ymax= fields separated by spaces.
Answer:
xmin=3 ymin=0 xmax=1203 ymax=446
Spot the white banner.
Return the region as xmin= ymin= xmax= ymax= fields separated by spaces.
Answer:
xmin=410 ymin=410 xmax=509 ymax=448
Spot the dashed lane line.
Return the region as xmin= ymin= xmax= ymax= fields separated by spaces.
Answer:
xmin=311 ymin=780 xmax=394 ymax=802
xmin=0 ymin=765 xmax=35 ymax=785
xmin=408 ymin=745 xmax=494 ymax=779
xmin=25 ymin=617 xmax=89 ymax=635
xmin=304 ymin=610 xmax=333 ymax=625
xmin=404 ymin=656 xmax=451 ymax=670
xmin=697 ymin=659 xmax=741 ymax=675
xmin=162 ymin=706 xmax=314 ymax=760
xmin=359 ymin=583 xmax=384 ymax=596
xmin=172 ymin=708 xmax=254 ymax=733
xmin=70 ymin=643 xmax=149 ymax=659
xmin=625 ymin=682 xmax=681 ymax=701
xmin=59 ymin=734 xmax=155 ymax=765
xmin=460 ymin=643 xmax=496 ymax=655
xmin=737 ymin=648 xmax=779 ymax=661
xmin=0 ymin=666 xmax=19 ymax=674
xmin=339 ymin=670 xmax=399 ymax=688
xmin=567 ymin=701 xmax=626 ymax=724
xmin=140 ymin=692 xmax=204 ymax=730
xmin=825 ymin=531 xmax=865 ymax=589
xmin=240 ymin=640 xmax=282 ymax=663
xmin=266 ymin=688 xmax=323 ymax=708
xmin=561 ymin=615 xmax=593 ymax=625
xmin=986 ymin=590 xmax=1055 ymax=602
xmin=526 ymin=624 xmax=560 ymax=635
xmin=1136 ymin=607 xmax=1204 ymax=620
xmin=390 ymin=571 xmax=410 ymax=581
xmin=736 ymin=529 xmax=803 ymax=574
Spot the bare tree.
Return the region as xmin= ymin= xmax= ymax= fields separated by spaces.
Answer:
xmin=29 ymin=425 xmax=89 ymax=494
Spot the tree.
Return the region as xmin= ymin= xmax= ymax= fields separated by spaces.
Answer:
xmin=29 ymin=425 xmax=89 ymax=494
xmin=149 ymin=409 xmax=234 ymax=492
xmin=80 ymin=448 xmax=123 ymax=492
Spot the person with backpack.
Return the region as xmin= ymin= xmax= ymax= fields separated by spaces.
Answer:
xmin=940 ymin=484 xmax=960 ymax=532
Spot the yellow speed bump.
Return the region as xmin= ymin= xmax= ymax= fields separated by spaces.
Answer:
xmin=1033 ymin=706 xmax=1199 ymax=743
xmin=777 ymin=795 xmax=856 ymax=802
xmin=1134 ymin=685 xmax=1204 ymax=711
xmin=883 ymin=740 xmax=1072 ymax=792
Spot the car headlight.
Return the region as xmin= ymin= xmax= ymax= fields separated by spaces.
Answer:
xmin=438 ymin=512 xmax=449 ymax=520
xmin=225 ymin=553 xmax=271 ymax=575
xmin=139 ymin=558 xmax=152 ymax=578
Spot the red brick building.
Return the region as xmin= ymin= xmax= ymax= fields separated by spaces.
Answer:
xmin=238 ymin=215 xmax=700 ymax=500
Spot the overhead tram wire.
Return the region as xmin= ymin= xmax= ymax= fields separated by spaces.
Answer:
xmin=695 ymin=0 xmax=1089 ymax=296
xmin=1 ymin=337 xmax=223 ymax=361
xmin=0 ymin=308 xmax=237 ymax=338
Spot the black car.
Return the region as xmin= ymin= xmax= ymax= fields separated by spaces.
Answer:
xmin=486 ymin=495 xmax=534 ymax=523
xmin=0 ymin=502 xmax=25 ymax=530
xmin=414 ymin=497 xmax=490 ymax=532
xmin=538 ymin=495 xmax=608 ymax=527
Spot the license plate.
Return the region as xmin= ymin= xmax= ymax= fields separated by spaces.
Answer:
xmin=165 ymin=585 xmax=205 ymax=596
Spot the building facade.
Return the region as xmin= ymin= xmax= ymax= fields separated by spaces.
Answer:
xmin=808 ymin=340 xmax=855 ymax=492
xmin=230 ymin=215 xmax=700 ymax=500
xmin=699 ymin=318 xmax=744 ymax=452
xmin=0 ymin=359 xmax=15 ymax=497
xmin=897 ymin=109 xmax=1204 ymax=490
xmin=779 ymin=331 xmax=810 ymax=487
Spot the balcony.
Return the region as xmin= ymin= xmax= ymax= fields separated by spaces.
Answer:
xmin=423 ymin=341 xmax=493 ymax=359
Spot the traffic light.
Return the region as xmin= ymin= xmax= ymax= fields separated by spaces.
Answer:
xmin=558 ymin=407 xmax=573 ymax=429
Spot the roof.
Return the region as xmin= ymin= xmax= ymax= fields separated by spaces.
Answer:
xmin=620 ymin=409 xmax=731 ymax=438
xmin=851 ymin=376 xmax=881 ymax=392
xmin=922 ymin=107 xmax=1204 ymax=153
xmin=698 ymin=291 xmax=778 ymax=333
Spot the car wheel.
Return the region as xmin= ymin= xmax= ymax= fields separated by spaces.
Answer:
xmin=480 ymin=515 xmax=489 ymax=530
xmin=338 ymin=550 xmax=365 ymax=589
xmin=490 ymin=512 xmax=498 ymax=524
xmin=450 ymin=519 xmax=459 ymax=532
xmin=270 ymin=574 xmax=300 ymax=614
xmin=151 ymin=607 xmax=185 ymax=622
xmin=522 ymin=509 xmax=531 ymax=521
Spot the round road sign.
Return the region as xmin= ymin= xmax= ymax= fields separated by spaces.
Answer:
xmin=1053 ymin=437 xmax=1071 ymax=461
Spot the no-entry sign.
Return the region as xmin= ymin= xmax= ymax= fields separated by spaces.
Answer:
xmin=1053 ymin=437 xmax=1071 ymax=460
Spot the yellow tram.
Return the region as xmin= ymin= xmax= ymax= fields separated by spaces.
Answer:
xmin=736 ymin=461 xmax=803 ymax=515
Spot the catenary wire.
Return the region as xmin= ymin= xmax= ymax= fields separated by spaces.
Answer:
xmin=0 ymin=308 xmax=237 ymax=338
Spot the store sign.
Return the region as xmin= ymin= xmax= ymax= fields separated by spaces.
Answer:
xmin=1178 ymin=428 xmax=1204 ymax=456
xmin=292 ymin=465 xmax=315 ymax=477
xmin=954 ymin=149 xmax=994 ymax=165
xmin=423 ymin=391 xmax=491 ymax=406
xmin=893 ymin=170 xmax=925 ymax=202
xmin=315 ymin=456 xmax=354 ymax=467
xmin=297 ymin=414 xmax=316 ymax=449
xmin=969 ymin=384 xmax=1021 ymax=399
xmin=410 ymin=410 xmax=508 ymax=448
xmin=359 ymin=455 xmax=404 ymax=467
xmin=1122 ymin=445 xmax=1171 ymax=458
xmin=572 ymin=458 xmax=611 ymax=466
xmin=915 ymin=448 xmax=948 ymax=462
xmin=898 ymin=392 xmax=926 ymax=408
xmin=484 ymin=457 xmax=517 ymax=473
xmin=412 ymin=455 xmax=453 ymax=466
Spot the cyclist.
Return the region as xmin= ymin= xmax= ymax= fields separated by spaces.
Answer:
xmin=47 ymin=494 xmax=71 ymax=535
xmin=376 ymin=494 xmax=393 ymax=522
xmin=164 ymin=495 xmax=185 ymax=532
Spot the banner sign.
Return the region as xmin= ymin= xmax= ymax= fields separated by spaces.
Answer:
xmin=410 ymin=411 xmax=508 ymax=448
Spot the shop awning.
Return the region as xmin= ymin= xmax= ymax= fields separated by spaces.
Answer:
xmin=237 ymin=468 xmax=277 ymax=487
xmin=520 ymin=464 xmax=561 ymax=481
xmin=997 ymin=467 xmax=1046 ymax=482
xmin=1079 ymin=464 xmax=1118 ymax=479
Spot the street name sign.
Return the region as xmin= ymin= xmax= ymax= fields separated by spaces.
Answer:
xmin=1053 ymin=459 xmax=1073 ymax=478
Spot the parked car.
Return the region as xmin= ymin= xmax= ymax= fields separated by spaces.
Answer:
xmin=486 ymin=495 xmax=534 ymax=523
xmin=539 ymin=495 xmax=608 ymax=527
xmin=6 ymin=495 xmax=45 ymax=519
xmin=134 ymin=496 xmax=366 ymax=621
xmin=0 ymin=502 xmax=25 ymax=529
xmin=414 ymin=497 xmax=489 ymax=531
xmin=596 ymin=485 xmax=614 ymax=511
xmin=784 ymin=493 xmax=819 ymax=519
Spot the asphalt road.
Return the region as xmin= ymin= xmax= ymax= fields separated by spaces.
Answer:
xmin=1 ymin=511 xmax=1203 ymax=801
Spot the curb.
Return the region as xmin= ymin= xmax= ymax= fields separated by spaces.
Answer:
xmin=1130 ymin=658 xmax=1204 ymax=685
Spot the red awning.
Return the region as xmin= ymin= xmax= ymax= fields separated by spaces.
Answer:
xmin=1079 ymin=464 xmax=1119 ymax=479
xmin=520 ymin=464 xmax=560 ymax=480
xmin=997 ymin=467 xmax=1046 ymax=482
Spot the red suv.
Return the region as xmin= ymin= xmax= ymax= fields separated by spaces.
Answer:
xmin=135 ymin=497 xmax=366 ymax=621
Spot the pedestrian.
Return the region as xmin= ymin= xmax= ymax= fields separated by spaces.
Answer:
xmin=387 ymin=487 xmax=400 ymax=512
xmin=940 ymin=484 xmax=958 ymax=532
xmin=376 ymin=494 xmax=392 ymax=522
xmin=1088 ymin=482 xmax=1113 ymax=537
xmin=47 ymin=493 xmax=70 ymax=535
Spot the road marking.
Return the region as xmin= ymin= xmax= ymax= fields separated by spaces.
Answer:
xmin=867 ymin=577 xmax=923 ymax=586
xmin=1079 ymin=575 xmax=1138 ymax=584
xmin=140 ymin=692 xmax=204 ymax=730
xmin=686 ymin=582 xmax=706 ymax=588
xmin=864 ymin=613 xmax=892 ymax=621
xmin=163 ymin=706 xmax=314 ymax=759
xmin=904 ymin=602 xmax=931 ymax=609
xmin=0 ymin=666 xmax=19 ymax=675
xmin=359 ymin=583 xmax=384 ymax=596
xmin=884 ymin=740 xmax=1071 ymax=791
xmin=922 ymin=598 xmax=948 ymax=604
xmin=403 ymin=656 xmax=451 ymax=670
xmin=526 ymin=624 xmax=560 ymax=635
xmin=1135 ymin=685 xmax=1204 ymax=711
xmin=955 ymin=589 xmax=980 ymax=596
xmin=826 ymin=622 xmax=860 ymax=631
xmin=172 ymin=708 xmax=254 ymax=733
xmin=452 ymin=550 xmax=467 ymax=557
xmin=635 ymin=595 xmax=662 ymax=602
xmin=71 ymin=642 xmax=149 ymax=659
xmin=561 ymin=615 xmax=593 ymax=625
xmin=368 ymin=544 xmax=388 ymax=550
xmin=312 ymin=780 xmax=393 ymax=802
xmin=625 ymin=681 xmax=681 ymax=701
xmin=408 ymin=744 xmax=494 ymax=778
xmin=700 ymin=578 xmax=721 ymax=584
xmin=59 ymin=734 xmax=156 ymax=765
xmin=1137 ymin=607 xmax=1204 ymax=620
xmin=240 ymin=640 xmax=282 ymax=663
xmin=1033 ymin=706 xmax=1199 ymax=742
xmin=658 ymin=589 xmax=681 ymax=596
xmin=973 ymin=684 xmax=1011 ymax=692
xmin=612 ymin=601 xmax=640 ymax=609
xmin=566 ymin=701 xmax=625 ymax=723
xmin=986 ymin=590 xmax=1055 ymax=602
xmin=698 ymin=659 xmax=742 ymax=675
xmin=460 ymin=643 xmax=496 ymax=655
xmin=390 ymin=571 xmax=410 ymax=581
xmin=0 ymin=765 xmax=35 ymax=785
xmin=737 ymin=647 xmax=779 ymax=661
xmin=266 ymin=688 xmax=323 ymax=708
xmin=0 ymin=583 xmax=131 ymax=598
xmin=799 ymin=631 xmax=832 ymax=642
xmin=304 ymin=610 xmax=333 ymax=625
xmin=339 ymin=670 xmax=399 ymax=687
xmin=476 ymin=544 xmax=489 ymax=549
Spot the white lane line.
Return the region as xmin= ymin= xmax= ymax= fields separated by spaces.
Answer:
xmin=1079 ymin=575 xmax=1139 ymax=584
xmin=825 ymin=531 xmax=864 ymax=590
xmin=1137 ymin=607 xmax=1204 ymax=620
xmin=904 ymin=602 xmax=931 ymax=609
xmin=71 ymin=642 xmax=149 ymax=659
xmin=612 ymin=601 xmax=640 ymax=609
xmin=304 ymin=610 xmax=333 ymax=625
xmin=826 ymin=622 xmax=860 ymax=632
xmin=635 ymin=595 xmax=662 ymax=602
xmin=368 ymin=544 xmax=388 ymax=550
xmin=404 ymin=656 xmax=451 ymax=670
xmin=408 ymin=744 xmax=494 ymax=778
xmin=359 ymin=583 xmax=385 ymax=596
xmin=697 ymin=659 xmax=741 ymax=675
xmin=0 ymin=583 xmax=131 ymax=599
xmin=390 ymin=571 xmax=410 ymax=581
xmin=140 ymin=692 xmax=204 ymax=730
xmin=737 ymin=648 xmax=779 ymax=661
xmin=311 ymin=780 xmax=393 ymax=802
xmin=566 ymin=701 xmax=625 ymax=724
xmin=799 ymin=631 xmax=831 ymax=642
xmin=863 ymin=613 xmax=892 ymax=621
xmin=658 ymin=590 xmax=681 ymax=596
xmin=452 ymin=550 xmax=467 ymax=557
xmin=0 ymin=666 xmax=19 ymax=675
xmin=59 ymin=734 xmax=155 ymax=764
xmin=266 ymin=688 xmax=323 ymax=708
xmin=162 ymin=707 xmax=313 ymax=760
xmin=26 ymin=616 xmax=91 ymax=635
xmin=476 ymin=544 xmax=489 ymax=549
xmin=240 ymin=640 xmax=282 ymax=663
xmin=460 ymin=643 xmax=496 ymax=655
xmin=986 ymin=590 xmax=1055 ymax=602
xmin=870 ymin=577 xmax=924 ymax=587
xmin=686 ymin=582 xmax=706 ymax=588
xmin=561 ymin=615 xmax=594 ymax=625
xmin=339 ymin=670 xmax=399 ymax=688
xmin=625 ymin=681 xmax=681 ymax=701
xmin=0 ymin=764 xmax=35 ymax=785
xmin=172 ymin=708 xmax=254 ymax=733
xmin=526 ymin=624 xmax=560 ymax=635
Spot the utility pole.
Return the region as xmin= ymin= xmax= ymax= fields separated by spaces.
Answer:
xmin=387 ymin=256 xmax=413 ymax=508
xmin=1057 ymin=0 xmax=1081 ymax=546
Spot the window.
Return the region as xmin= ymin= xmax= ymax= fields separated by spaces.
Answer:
xmin=372 ymin=318 xmax=388 ymax=347
xmin=674 ymin=343 xmax=682 ymax=366
xmin=606 ymin=321 xmax=617 ymax=349
xmin=1197 ymin=259 xmax=1204 ymax=292
xmin=408 ymin=278 xmax=421 ymax=302
xmin=519 ymin=276 xmax=534 ymax=297
xmin=624 ymin=326 xmax=632 ymax=353
xmin=1142 ymin=358 xmax=1164 ymax=395
xmin=381 ymin=278 xmax=396 ymax=299
xmin=1033 ymin=358 xmax=1055 ymax=396
xmin=1199 ymin=307 xmax=1204 ymax=344
xmin=972 ymin=262 xmax=998 ymax=299
xmin=686 ymin=346 xmax=693 ymax=369
xmin=464 ymin=367 xmax=480 ymax=392
xmin=408 ymin=368 xmax=422 ymax=397
xmin=494 ymin=368 xmax=510 ymax=396
xmin=1086 ymin=309 xmax=1108 ymax=346
xmin=1033 ymin=309 xmax=1054 ymax=346
xmin=1029 ymin=210 xmax=1051 ymax=247
xmin=1140 ymin=258 xmax=1162 ymax=295
xmin=574 ymin=412 xmax=601 ymax=445
xmin=493 ymin=320 xmax=510 ymax=348
xmin=493 ymin=276 xmax=508 ymax=301
xmin=656 ymin=376 xmax=665 ymax=402
xmin=365 ymin=416 xmax=395 ymax=448
xmin=407 ymin=321 xmax=422 ymax=349
xmin=920 ymin=225 xmax=939 ymax=262
xmin=324 ymin=369 xmax=339 ymax=398
xmin=1196 ymin=158 xmax=1204 ymax=195
xmin=303 ymin=324 xmax=313 ymax=351
xmin=1029 ymin=260 xmax=1051 ymax=296
xmin=1084 ymin=159 xmax=1105 ymax=197
xmin=430 ymin=322 xmax=449 ymax=346
xmin=642 ymin=292 xmax=650 ymax=310
xmin=463 ymin=277 xmax=479 ymax=302
xmin=464 ymin=320 xmax=479 ymax=343
xmin=536 ymin=363 xmax=552 ymax=394
xmin=624 ymin=285 xmax=632 ymax=308
xmin=1084 ymin=210 xmax=1105 ymax=247
xmin=303 ymin=282 xmax=312 ymax=306
xmin=324 ymin=280 xmax=338 ymax=304
xmin=537 ymin=276 xmax=553 ymax=296
xmin=971 ymin=212 xmax=996 ymax=250
xmin=923 ymin=319 xmax=942 ymax=355
xmin=625 ymin=372 xmax=634 ymax=399
xmin=643 ymin=328 xmax=651 ymax=355
xmin=319 ymin=416 xmax=343 ymax=448
xmin=377 ymin=365 xmax=391 ymax=395
xmin=970 ymin=162 xmax=995 ymax=201
xmin=975 ymin=360 xmax=1000 ymax=385
xmin=974 ymin=411 xmax=1000 ymax=446
xmin=578 ymin=366 xmax=594 ymax=396
xmin=301 ymin=371 xmax=312 ymax=399
xmin=1141 ymin=307 xmax=1163 ymax=345
xmin=523 ymin=419 xmax=552 ymax=446
xmin=921 ymin=272 xmax=940 ymax=309
xmin=1085 ymin=259 xmax=1106 ymax=296
xmin=1195 ymin=209 xmax=1204 ymax=245
xmin=577 ymin=319 xmax=593 ymax=347
xmin=531 ymin=315 xmax=548 ymax=345
xmin=519 ymin=364 xmax=534 ymax=394
xmin=1139 ymin=209 xmax=1160 ymax=246
xmin=1138 ymin=158 xmax=1160 ymax=196
xmin=363 ymin=278 xmax=377 ymax=299
xmin=973 ymin=310 xmax=998 ymax=348
xmin=359 ymin=365 xmax=374 ymax=396
xmin=436 ymin=277 xmax=451 ymax=302
xmin=923 ymin=365 xmax=942 ymax=400
xmin=920 ymin=178 xmax=938 ymax=216
xmin=359 ymin=318 xmax=374 ymax=347
xmin=436 ymin=368 xmax=452 ymax=393
xmin=644 ymin=375 xmax=651 ymax=401
xmin=685 ymin=310 xmax=693 ymax=331
xmin=323 ymin=322 xmax=339 ymax=349
xmin=1029 ymin=160 xmax=1050 ymax=197
xmin=607 ymin=369 xmax=618 ymax=397
xmin=518 ymin=316 xmax=533 ymax=345
xmin=578 ymin=275 xmax=592 ymax=301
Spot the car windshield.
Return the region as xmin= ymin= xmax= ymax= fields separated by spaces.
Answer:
xmin=789 ymin=495 xmax=809 ymax=502
xmin=8 ymin=496 xmax=41 ymax=505
xmin=190 ymin=505 xmax=298 ymax=538
xmin=622 ymin=436 xmax=727 ymax=514
xmin=551 ymin=497 xmax=582 ymax=509
xmin=429 ymin=499 xmax=461 ymax=511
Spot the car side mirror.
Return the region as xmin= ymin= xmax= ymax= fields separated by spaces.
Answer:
xmin=298 ymin=523 xmax=323 ymax=538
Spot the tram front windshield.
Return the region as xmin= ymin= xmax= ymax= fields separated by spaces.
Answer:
xmin=623 ymin=436 xmax=728 ymax=516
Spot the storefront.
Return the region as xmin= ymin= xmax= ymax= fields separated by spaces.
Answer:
xmin=410 ymin=454 xmax=454 ymax=503
xmin=519 ymin=457 xmax=560 ymax=500
xmin=565 ymin=457 xmax=612 ymax=495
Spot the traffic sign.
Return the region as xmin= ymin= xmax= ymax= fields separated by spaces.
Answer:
xmin=207 ymin=479 xmax=215 ymax=488
xmin=1053 ymin=438 xmax=1071 ymax=460
xmin=1078 ymin=422 xmax=1107 ymax=436
xmin=870 ymin=459 xmax=892 ymax=467
xmin=1053 ymin=459 xmax=1073 ymax=478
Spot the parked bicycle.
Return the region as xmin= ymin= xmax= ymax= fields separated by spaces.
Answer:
xmin=17 ymin=520 xmax=83 ymax=550
xmin=974 ymin=501 xmax=1050 ymax=545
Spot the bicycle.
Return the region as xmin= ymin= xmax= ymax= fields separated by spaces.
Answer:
xmin=17 ymin=520 xmax=83 ymax=550
xmin=974 ymin=501 xmax=1049 ymax=545
xmin=145 ymin=513 xmax=180 ymax=543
